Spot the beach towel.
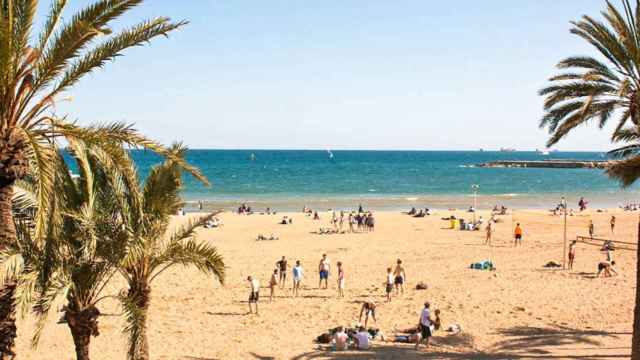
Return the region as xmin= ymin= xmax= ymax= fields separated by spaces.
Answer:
xmin=470 ymin=260 xmax=493 ymax=270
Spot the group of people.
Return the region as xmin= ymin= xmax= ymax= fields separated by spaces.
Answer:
xmin=237 ymin=203 xmax=253 ymax=214
xmin=329 ymin=211 xmax=376 ymax=233
xmin=405 ymin=207 xmax=432 ymax=217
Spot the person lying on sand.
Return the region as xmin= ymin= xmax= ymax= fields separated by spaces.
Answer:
xmin=359 ymin=301 xmax=377 ymax=328
xmin=596 ymin=261 xmax=618 ymax=278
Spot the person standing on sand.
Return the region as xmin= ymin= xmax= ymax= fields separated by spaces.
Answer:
xmin=269 ymin=269 xmax=278 ymax=302
xmin=485 ymin=220 xmax=493 ymax=245
xmin=276 ymin=256 xmax=287 ymax=289
xmin=292 ymin=260 xmax=304 ymax=297
xmin=415 ymin=301 xmax=433 ymax=349
xmin=247 ymin=276 xmax=260 ymax=315
xmin=318 ymin=254 xmax=331 ymax=289
xmin=385 ymin=267 xmax=394 ymax=302
xmin=568 ymin=240 xmax=577 ymax=270
xmin=393 ymin=259 xmax=406 ymax=295
xmin=588 ymin=220 xmax=594 ymax=238
xmin=610 ymin=215 xmax=616 ymax=234
xmin=514 ymin=223 xmax=523 ymax=247
xmin=337 ymin=261 xmax=345 ymax=297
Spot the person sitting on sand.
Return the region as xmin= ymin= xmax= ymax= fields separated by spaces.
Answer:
xmin=292 ymin=260 xmax=304 ymax=297
xmin=415 ymin=301 xmax=433 ymax=349
xmin=276 ymin=256 xmax=288 ymax=288
xmin=385 ymin=267 xmax=394 ymax=302
xmin=596 ymin=261 xmax=618 ymax=277
xmin=359 ymin=301 xmax=377 ymax=328
xmin=393 ymin=259 xmax=406 ymax=295
xmin=353 ymin=326 xmax=370 ymax=350
xmin=269 ymin=269 xmax=278 ymax=302
xmin=568 ymin=240 xmax=577 ymax=270
xmin=247 ymin=276 xmax=260 ymax=315
xmin=313 ymin=211 xmax=320 ymax=220
xmin=433 ymin=309 xmax=442 ymax=331
xmin=319 ymin=254 xmax=331 ymax=289
xmin=408 ymin=207 xmax=417 ymax=215
xmin=514 ymin=223 xmax=523 ymax=247
xmin=337 ymin=261 xmax=345 ymax=297
xmin=332 ymin=326 xmax=348 ymax=351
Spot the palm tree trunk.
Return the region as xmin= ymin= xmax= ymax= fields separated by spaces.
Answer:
xmin=633 ymin=216 xmax=640 ymax=360
xmin=0 ymin=180 xmax=17 ymax=360
xmin=128 ymin=285 xmax=150 ymax=360
xmin=65 ymin=305 xmax=100 ymax=360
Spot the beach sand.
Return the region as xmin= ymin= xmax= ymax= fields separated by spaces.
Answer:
xmin=15 ymin=208 xmax=635 ymax=359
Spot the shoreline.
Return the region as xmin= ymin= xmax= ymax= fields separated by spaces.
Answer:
xmin=181 ymin=191 xmax=640 ymax=212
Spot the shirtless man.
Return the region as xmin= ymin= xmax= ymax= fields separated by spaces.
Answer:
xmin=610 ymin=215 xmax=616 ymax=234
xmin=485 ymin=220 xmax=493 ymax=245
xmin=568 ymin=240 xmax=577 ymax=270
xmin=359 ymin=301 xmax=377 ymax=328
xmin=318 ymin=254 xmax=331 ymax=289
xmin=276 ymin=256 xmax=287 ymax=289
xmin=596 ymin=261 xmax=618 ymax=277
xmin=269 ymin=269 xmax=278 ymax=302
xmin=393 ymin=259 xmax=406 ymax=295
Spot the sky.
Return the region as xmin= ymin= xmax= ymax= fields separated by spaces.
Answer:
xmin=50 ymin=0 xmax=619 ymax=151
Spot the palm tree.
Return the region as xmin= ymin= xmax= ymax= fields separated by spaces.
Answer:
xmin=0 ymin=1 xmax=198 ymax=356
xmin=116 ymin=144 xmax=225 ymax=360
xmin=19 ymin=139 xmax=133 ymax=360
xmin=539 ymin=1 xmax=640 ymax=358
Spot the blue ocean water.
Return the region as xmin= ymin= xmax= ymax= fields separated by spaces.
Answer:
xmin=126 ymin=150 xmax=638 ymax=210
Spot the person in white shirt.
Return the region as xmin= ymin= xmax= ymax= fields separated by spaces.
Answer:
xmin=415 ymin=301 xmax=433 ymax=349
xmin=385 ymin=267 xmax=394 ymax=302
xmin=292 ymin=260 xmax=304 ymax=297
xmin=353 ymin=326 xmax=370 ymax=350
xmin=247 ymin=276 xmax=260 ymax=315
xmin=332 ymin=326 xmax=348 ymax=351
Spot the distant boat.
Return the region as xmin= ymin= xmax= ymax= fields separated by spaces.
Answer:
xmin=535 ymin=149 xmax=550 ymax=155
xmin=327 ymin=149 xmax=334 ymax=159
xmin=500 ymin=147 xmax=516 ymax=152
xmin=250 ymin=153 xmax=256 ymax=161
xmin=479 ymin=148 xmax=484 ymax=152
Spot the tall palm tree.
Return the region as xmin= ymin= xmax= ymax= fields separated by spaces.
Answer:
xmin=0 ymin=1 xmax=198 ymax=356
xmin=539 ymin=1 xmax=640 ymax=358
xmin=116 ymin=144 xmax=225 ymax=360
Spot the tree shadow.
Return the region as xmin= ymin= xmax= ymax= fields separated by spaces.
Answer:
xmin=204 ymin=311 xmax=246 ymax=316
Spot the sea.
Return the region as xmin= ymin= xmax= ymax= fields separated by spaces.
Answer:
xmin=124 ymin=150 xmax=639 ymax=212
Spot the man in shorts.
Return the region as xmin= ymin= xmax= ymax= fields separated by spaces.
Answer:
xmin=318 ymin=254 xmax=331 ymax=289
xmin=247 ymin=276 xmax=260 ymax=315
xmin=385 ymin=267 xmax=394 ymax=302
xmin=276 ymin=256 xmax=287 ymax=289
xmin=292 ymin=260 xmax=304 ymax=297
xmin=359 ymin=300 xmax=377 ymax=328
xmin=415 ymin=301 xmax=433 ymax=349
xmin=514 ymin=223 xmax=523 ymax=247
xmin=393 ymin=259 xmax=406 ymax=295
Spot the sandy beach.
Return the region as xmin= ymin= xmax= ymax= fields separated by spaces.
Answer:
xmin=15 ymin=208 xmax=635 ymax=359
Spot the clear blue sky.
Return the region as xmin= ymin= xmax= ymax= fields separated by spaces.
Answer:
xmin=53 ymin=0 xmax=614 ymax=151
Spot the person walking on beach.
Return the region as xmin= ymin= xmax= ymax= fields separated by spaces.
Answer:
xmin=337 ymin=261 xmax=345 ymax=297
xmin=292 ymin=260 xmax=304 ymax=297
xmin=588 ymin=220 xmax=594 ymax=238
xmin=269 ymin=269 xmax=278 ymax=302
xmin=393 ymin=259 xmax=406 ymax=295
xmin=568 ymin=240 xmax=577 ymax=270
xmin=276 ymin=256 xmax=287 ymax=289
xmin=610 ymin=215 xmax=616 ymax=234
xmin=247 ymin=276 xmax=260 ymax=315
xmin=514 ymin=223 xmax=523 ymax=247
xmin=318 ymin=254 xmax=331 ymax=289
xmin=415 ymin=301 xmax=433 ymax=349
xmin=385 ymin=267 xmax=394 ymax=302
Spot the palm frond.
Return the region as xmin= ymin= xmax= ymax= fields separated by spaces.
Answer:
xmin=606 ymin=153 xmax=640 ymax=186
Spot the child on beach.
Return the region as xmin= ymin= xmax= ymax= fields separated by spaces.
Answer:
xmin=386 ymin=267 xmax=394 ymax=302
xmin=247 ymin=276 xmax=260 ymax=315
xmin=319 ymin=254 xmax=331 ymax=289
xmin=568 ymin=240 xmax=577 ymax=270
xmin=276 ymin=256 xmax=287 ymax=289
xmin=292 ymin=260 xmax=304 ymax=297
xmin=393 ymin=259 xmax=406 ymax=295
xmin=269 ymin=269 xmax=278 ymax=302
xmin=337 ymin=261 xmax=345 ymax=297
xmin=514 ymin=223 xmax=523 ymax=247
